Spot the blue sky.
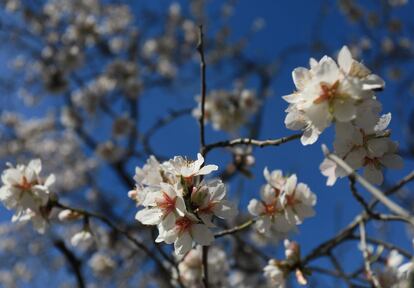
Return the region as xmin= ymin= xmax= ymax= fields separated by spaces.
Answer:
xmin=138 ymin=0 xmax=414 ymax=283
xmin=1 ymin=0 xmax=414 ymax=286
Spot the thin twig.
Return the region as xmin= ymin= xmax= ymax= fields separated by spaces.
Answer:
xmin=196 ymin=24 xmax=209 ymax=288
xmin=197 ymin=25 xmax=207 ymax=154
xmin=214 ymin=219 xmax=255 ymax=238
xmin=349 ymin=177 xmax=381 ymax=219
xmin=203 ymin=133 xmax=302 ymax=155
xmin=359 ymin=219 xmax=382 ymax=288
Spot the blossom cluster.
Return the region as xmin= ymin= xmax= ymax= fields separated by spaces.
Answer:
xmin=193 ymin=88 xmax=260 ymax=133
xmin=129 ymin=154 xmax=237 ymax=256
xmin=263 ymin=240 xmax=306 ymax=287
xmin=0 ymin=159 xmax=54 ymax=233
xmin=283 ymin=46 xmax=403 ymax=185
xmin=364 ymin=247 xmax=414 ymax=288
xmin=173 ymin=246 xmax=229 ymax=287
xmin=248 ymin=168 xmax=316 ymax=238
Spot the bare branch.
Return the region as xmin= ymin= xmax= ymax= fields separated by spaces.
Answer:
xmin=203 ymin=133 xmax=302 ymax=155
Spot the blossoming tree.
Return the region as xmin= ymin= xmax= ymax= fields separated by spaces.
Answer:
xmin=0 ymin=0 xmax=414 ymax=287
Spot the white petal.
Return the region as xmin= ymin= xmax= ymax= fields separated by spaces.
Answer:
xmin=284 ymin=175 xmax=297 ymax=195
xmin=194 ymin=153 xmax=205 ymax=171
xmin=260 ymin=186 xmax=276 ymax=204
xmin=367 ymin=138 xmax=389 ymax=158
xmin=374 ymin=113 xmax=391 ymax=132
xmin=301 ymin=125 xmax=320 ymax=145
xmin=248 ymin=199 xmax=264 ymax=216
xmin=363 ymin=165 xmax=383 ymax=185
xmin=174 ymin=232 xmax=193 ymax=256
xmin=362 ymin=74 xmax=385 ymax=90
xmin=273 ymin=214 xmax=294 ymax=233
xmin=295 ymin=203 xmax=315 ymax=220
xmin=135 ymin=208 xmax=162 ymax=225
xmin=209 ymin=181 xmax=226 ymax=201
xmin=28 ymin=159 xmax=42 ymax=175
xmin=199 ymin=213 xmax=215 ymax=227
xmin=285 ymin=110 xmax=306 ymax=131
xmin=161 ymin=212 xmax=176 ymax=229
xmin=255 ymin=217 xmax=270 ymax=234
xmin=333 ymin=99 xmax=356 ymax=122
xmin=338 ymin=45 xmax=353 ymax=74
xmin=380 ymin=154 xmax=403 ymax=169
xmin=304 ymin=102 xmax=331 ymax=132
xmin=175 ymin=196 xmax=187 ymax=216
xmin=292 ymin=67 xmax=311 ymax=90
xmin=198 ymin=165 xmax=218 ymax=175
xmin=345 ymin=148 xmax=366 ymax=170
xmin=44 ymin=174 xmax=55 ymax=187
xmin=213 ymin=201 xmax=238 ymax=219
xmin=320 ymin=158 xmax=338 ymax=186
xmin=282 ymin=94 xmax=300 ymax=104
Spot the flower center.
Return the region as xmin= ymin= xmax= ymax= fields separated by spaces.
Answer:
xmin=198 ymin=202 xmax=215 ymax=214
xmin=313 ymin=81 xmax=339 ymax=104
xmin=285 ymin=194 xmax=300 ymax=206
xmin=363 ymin=157 xmax=381 ymax=168
xmin=15 ymin=176 xmax=37 ymax=191
xmin=264 ymin=201 xmax=278 ymax=215
xmin=156 ymin=192 xmax=177 ymax=214
xmin=176 ymin=217 xmax=193 ymax=234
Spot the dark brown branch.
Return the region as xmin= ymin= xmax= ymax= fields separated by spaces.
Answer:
xmin=197 ymin=25 xmax=207 ymax=155
xmin=53 ymin=239 xmax=85 ymax=288
xmin=203 ymin=133 xmax=302 ymax=155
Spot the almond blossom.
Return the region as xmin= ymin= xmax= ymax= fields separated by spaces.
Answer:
xmin=263 ymin=240 xmax=306 ymax=287
xmin=131 ymin=154 xmax=234 ymax=256
xmin=284 ymin=46 xmax=384 ymax=145
xmin=192 ymin=88 xmax=260 ymax=133
xmin=155 ymin=214 xmax=214 ymax=256
xmin=320 ymin=114 xmax=403 ymax=185
xmin=165 ymin=153 xmax=218 ymax=180
xmin=248 ymin=168 xmax=316 ymax=236
xmin=135 ymin=182 xmax=186 ymax=229
xmin=191 ymin=179 xmax=238 ymax=227
xmin=248 ymin=184 xmax=294 ymax=234
xmin=128 ymin=156 xmax=165 ymax=205
xmin=174 ymin=246 xmax=229 ymax=287
xmin=0 ymin=159 xmax=55 ymax=233
xmin=263 ymin=260 xmax=286 ymax=288
xmin=375 ymin=250 xmax=414 ymax=288
xmin=70 ymin=229 xmax=93 ymax=247
xmin=282 ymin=175 xmax=317 ymax=225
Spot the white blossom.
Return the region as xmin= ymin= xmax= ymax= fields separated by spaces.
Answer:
xmin=155 ymin=214 xmax=214 ymax=257
xmin=376 ymin=250 xmax=414 ymax=288
xmin=135 ymin=182 xmax=186 ymax=229
xmin=0 ymin=159 xmax=55 ymax=233
xmin=191 ymin=179 xmax=238 ymax=227
xmin=165 ymin=153 xmax=218 ymax=179
xmin=321 ymin=115 xmax=403 ymax=185
xmin=88 ymin=252 xmax=116 ymax=276
xmin=284 ymin=46 xmax=383 ymax=145
xmin=193 ymin=89 xmax=260 ymax=133
xmin=263 ymin=260 xmax=286 ymax=288
xmin=248 ymin=168 xmax=316 ymax=236
xmin=70 ymin=230 xmax=93 ymax=247
xmin=282 ymin=175 xmax=317 ymax=225
xmin=174 ymin=246 xmax=229 ymax=287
